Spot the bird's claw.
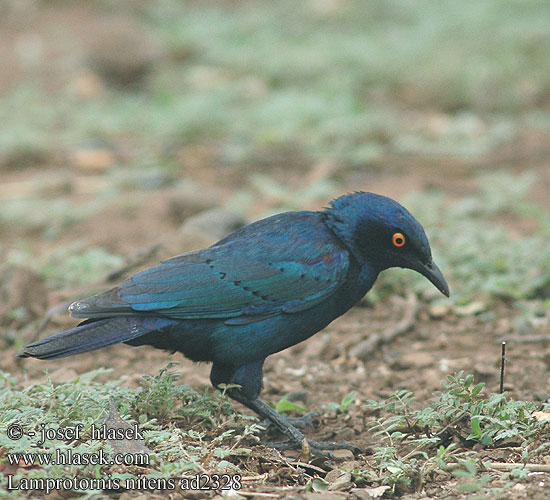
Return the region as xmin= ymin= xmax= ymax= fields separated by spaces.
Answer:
xmin=280 ymin=411 xmax=319 ymax=429
xmin=256 ymin=437 xmax=362 ymax=459
xmin=260 ymin=411 xmax=318 ymax=431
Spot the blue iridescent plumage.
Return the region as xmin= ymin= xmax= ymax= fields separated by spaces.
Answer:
xmin=20 ymin=191 xmax=449 ymax=455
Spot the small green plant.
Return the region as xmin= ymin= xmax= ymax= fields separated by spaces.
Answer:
xmin=326 ymin=391 xmax=357 ymax=413
xmin=305 ymin=476 xmax=329 ymax=492
xmin=275 ymin=396 xmax=307 ymax=414
xmin=453 ymin=458 xmax=492 ymax=494
xmin=0 ymin=365 xmax=259 ymax=499
xmin=359 ymin=372 xmax=545 ymax=494
xmin=132 ymin=362 xmax=186 ymax=420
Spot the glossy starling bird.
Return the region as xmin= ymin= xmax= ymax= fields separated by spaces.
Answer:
xmin=20 ymin=192 xmax=449 ymax=455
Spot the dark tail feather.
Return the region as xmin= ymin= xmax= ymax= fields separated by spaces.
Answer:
xmin=18 ymin=317 xmax=172 ymax=360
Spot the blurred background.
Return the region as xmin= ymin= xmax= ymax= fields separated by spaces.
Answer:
xmin=1 ymin=0 xmax=550 ymax=398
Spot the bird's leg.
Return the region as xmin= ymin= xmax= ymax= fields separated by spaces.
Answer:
xmin=211 ymin=361 xmax=362 ymax=458
xmin=229 ymin=391 xmax=362 ymax=457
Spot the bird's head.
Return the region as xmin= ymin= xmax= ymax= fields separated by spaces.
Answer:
xmin=325 ymin=191 xmax=449 ymax=297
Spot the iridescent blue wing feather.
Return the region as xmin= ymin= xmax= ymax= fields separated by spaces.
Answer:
xmin=70 ymin=212 xmax=350 ymax=321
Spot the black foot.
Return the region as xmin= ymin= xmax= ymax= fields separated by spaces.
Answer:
xmin=228 ymin=392 xmax=362 ymax=459
xmin=258 ymin=437 xmax=362 ymax=458
xmin=262 ymin=411 xmax=318 ymax=430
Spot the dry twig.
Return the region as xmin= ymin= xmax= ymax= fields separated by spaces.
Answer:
xmin=349 ymin=292 xmax=419 ymax=360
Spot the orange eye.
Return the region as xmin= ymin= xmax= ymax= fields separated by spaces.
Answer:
xmin=392 ymin=232 xmax=406 ymax=247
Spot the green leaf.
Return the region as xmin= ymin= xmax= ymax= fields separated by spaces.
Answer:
xmin=471 ymin=383 xmax=484 ymax=396
xmin=465 ymin=459 xmax=477 ymax=475
xmin=308 ymin=478 xmax=329 ymax=492
xmin=340 ymin=391 xmax=357 ymax=412
xmin=387 ymin=465 xmax=403 ymax=474
xmin=470 ymin=417 xmax=482 ymax=438
xmin=480 ymin=434 xmax=493 ymax=446
xmin=275 ymin=396 xmax=306 ymax=414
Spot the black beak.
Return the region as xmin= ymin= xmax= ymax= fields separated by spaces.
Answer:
xmin=412 ymin=259 xmax=450 ymax=297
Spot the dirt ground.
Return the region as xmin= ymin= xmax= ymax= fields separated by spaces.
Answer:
xmin=2 ymin=158 xmax=550 ymax=500
xmin=2 ymin=2 xmax=550 ymax=499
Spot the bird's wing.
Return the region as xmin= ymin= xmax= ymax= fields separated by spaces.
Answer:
xmin=70 ymin=213 xmax=350 ymax=321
